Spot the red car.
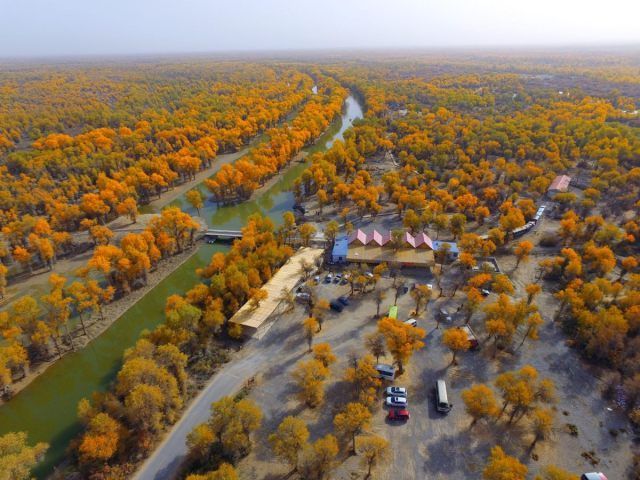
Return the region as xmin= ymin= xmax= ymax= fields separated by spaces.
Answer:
xmin=387 ymin=408 xmax=410 ymax=421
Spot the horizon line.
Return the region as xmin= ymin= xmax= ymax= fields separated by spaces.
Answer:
xmin=1 ymin=42 xmax=639 ymax=64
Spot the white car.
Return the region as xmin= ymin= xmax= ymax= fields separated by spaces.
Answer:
xmin=385 ymin=387 xmax=407 ymax=397
xmin=404 ymin=318 xmax=417 ymax=327
xmin=385 ymin=396 xmax=408 ymax=407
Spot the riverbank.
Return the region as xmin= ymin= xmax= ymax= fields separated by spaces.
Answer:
xmin=145 ymin=97 xmax=311 ymax=213
xmin=147 ymin=148 xmax=250 ymax=212
xmin=246 ymin=151 xmax=309 ymax=202
xmin=1 ymin=243 xmax=202 ymax=405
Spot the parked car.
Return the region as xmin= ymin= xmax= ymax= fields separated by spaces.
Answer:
xmin=387 ymin=408 xmax=410 ymax=421
xmin=333 ymin=275 xmax=341 ymax=283
xmin=481 ymin=261 xmax=498 ymax=272
xmin=365 ymin=271 xmax=374 ymax=278
xmin=480 ymin=288 xmax=491 ymax=297
xmin=324 ymin=273 xmax=333 ymax=283
xmin=385 ymin=386 xmax=407 ymax=397
xmin=375 ymin=364 xmax=396 ymax=380
xmin=314 ymin=275 xmax=320 ymax=284
xmin=295 ymin=292 xmax=311 ymax=304
xmin=338 ymin=295 xmax=350 ymax=306
xmin=399 ymin=285 xmax=409 ymax=295
xmin=329 ymin=300 xmax=344 ymax=312
xmin=426 ymin=283 xmax=433 ymax=290
xmin=385 ymin=396 xmax=408 ymax=407
xmin=459 ymin=325 xmax=480 ymax=349
xmin=581 ymin=474 xmax=608 ymax=480
xmin=437 ymin=308 xmax=453 ymax=323
xmin=404 ymin=318 xmax=417 ymax=327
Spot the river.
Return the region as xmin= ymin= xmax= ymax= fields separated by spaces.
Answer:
xmin=168 ymin=95 xmax=363 ymax=229
xmin=0 ymin=95 xmax=363 ymax=477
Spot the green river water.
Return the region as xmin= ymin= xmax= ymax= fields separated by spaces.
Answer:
xmin=0 ymin=95 xmax=363 ymax=477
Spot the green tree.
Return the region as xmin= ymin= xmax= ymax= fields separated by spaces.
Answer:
xmin=0 ymin=431 xmax=48 ymax=480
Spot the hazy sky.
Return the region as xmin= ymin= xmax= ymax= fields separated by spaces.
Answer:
xmin=1 ymin=0 xmax=639 ymax=57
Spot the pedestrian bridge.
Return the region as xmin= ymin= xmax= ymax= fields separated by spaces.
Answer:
xmin=204 ymin=229 xmax=243 ymax=240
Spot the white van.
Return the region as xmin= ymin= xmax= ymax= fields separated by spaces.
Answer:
xmin=435 ymin=379 xmax=452 ymax=413
xmin=375 ymin=364 xmax=396 ymax=380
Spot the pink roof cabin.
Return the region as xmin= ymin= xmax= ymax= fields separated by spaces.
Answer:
xmin=549 ymin=175 xmax=571 ymax=192
xmin=404 ymin=232 xmax=434 ymax=249
xmin=349 ymin=228 xmax=434 ymax=250
xmin=372 ymin=230 xmax=391 ymax=246
xmin=349 ymin=229 xmax=370 ymax=246
xmin=413 ymin=232 xmax=434 ymax=249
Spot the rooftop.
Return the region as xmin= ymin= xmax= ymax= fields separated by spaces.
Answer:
xmin=432 ymin=240 xmax=459 ymax=254
xmin=332 ymin=236 xmax=349 ymax=257
xmin=348 ymin=228 xmax=434 ymax=250
xmin=549 ymin=174 xmax=572 ymax=192
xmin=228 ymin=247 xmax=324 ymax=332
xmin=347 ymin=244 xmax=434 ymax=266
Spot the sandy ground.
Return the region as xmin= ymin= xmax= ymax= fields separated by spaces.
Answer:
xmin=235 ymin=228 xmax=632 ymax=479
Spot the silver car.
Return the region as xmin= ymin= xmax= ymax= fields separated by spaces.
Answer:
xmin=385 ymin=387 xmax=407 ymax=397
xmin=385 ymin=396 xmax=408 ymax=407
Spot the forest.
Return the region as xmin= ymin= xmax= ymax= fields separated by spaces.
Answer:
xmin=0 ymin=50 xmax=638 ymax=479
xmin=0 ymin=63 xmax=345 ymax=391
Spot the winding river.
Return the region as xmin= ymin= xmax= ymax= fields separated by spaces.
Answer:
xmin=0 ymin=95 xmax=363 ymax=477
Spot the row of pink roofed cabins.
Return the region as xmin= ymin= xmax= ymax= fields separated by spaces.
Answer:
xmin=331 ymin=228 xmax=458 ymax=268
xmin=349 ymin=229 xmax=434 ymax=249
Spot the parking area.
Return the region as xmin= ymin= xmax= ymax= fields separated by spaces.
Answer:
xmin=237 ymin=263 xmax=632 ymax=480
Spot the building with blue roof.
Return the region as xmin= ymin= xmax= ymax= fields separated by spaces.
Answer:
xmin=432 ymin=240 xmax=459 ymax=262
xmin=331 ymin=236 xmax=349 ymax=264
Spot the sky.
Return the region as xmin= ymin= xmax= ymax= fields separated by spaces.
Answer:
xmin=1 ymin=0 xmax=639 ymax=57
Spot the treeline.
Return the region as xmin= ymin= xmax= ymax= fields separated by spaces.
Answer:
xmin=297 ymin=65 xmax=639 ymax=232
xmin=0 ymin=207 xmax=199 ymax=391
xmin=541 ymin=210 xmax=640 ymax=428
xmin=205 ymin=74 xmax=347 ymax=202
xmin=0 ymin=64 xmax=313 ymax=283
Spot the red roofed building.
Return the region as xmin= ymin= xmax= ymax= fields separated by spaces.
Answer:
xmin=548 ymin=175 xmax=571 ymax=194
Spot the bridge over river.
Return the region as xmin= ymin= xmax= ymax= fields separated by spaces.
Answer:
xmin=203 ymin=228 xmax=243 ymax=240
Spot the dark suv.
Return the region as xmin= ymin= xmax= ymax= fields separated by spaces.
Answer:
xmin=330 ymin=300 xmax=344 ymax=312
